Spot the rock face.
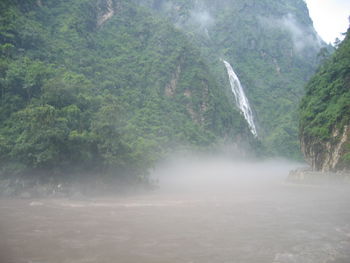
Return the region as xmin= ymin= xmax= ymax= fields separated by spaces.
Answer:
xmin=300 ymin=125 xmax=350 ymax=172
xmin=299 ymin=28 xmax=350 ymax=173
xmin=133 ymin=0 xmax=325 ymax=159
xmin=97 ymin=0 xmax=115 ymax=26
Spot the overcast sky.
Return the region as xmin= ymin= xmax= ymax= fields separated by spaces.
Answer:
xmin=304 ymin=0 xmax=349 ymax=44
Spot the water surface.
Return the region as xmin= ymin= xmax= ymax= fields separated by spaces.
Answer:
xmin=1 ymin=160 xmax=349 ymax=263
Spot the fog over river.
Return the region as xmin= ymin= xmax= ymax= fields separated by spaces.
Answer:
xmin=1 ymin=158 xmax=350 ymax=263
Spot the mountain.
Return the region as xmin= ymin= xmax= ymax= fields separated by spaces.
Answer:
xmin=299 ymin=28 xmax=350 ymax=172
xmin=133 ymin=0 xmax=326 ymax=158
xmin=0 ymin=0 xmax=253 ymax=181
xmin=0 ymin=0 xmax=326 ymax=183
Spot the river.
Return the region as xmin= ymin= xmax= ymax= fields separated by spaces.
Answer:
xmin=1 ymin=159 xmax=350 ymax=263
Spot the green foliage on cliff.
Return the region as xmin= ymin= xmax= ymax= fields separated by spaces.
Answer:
xmin=300 ymin=27 xmax=350 ymax=167
xmin=0 ymin=0 xmax=251 ymax=180
xmin=133 ymin=0 xmax=325 ymax=159
xmin=0 ymin=0 xmax=326 ymax=182
xmin=300 ymin=28 xmax=350 ymax=140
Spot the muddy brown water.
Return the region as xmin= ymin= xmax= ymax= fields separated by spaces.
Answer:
xmin=1 ymin=162 xmax=350 ymax=263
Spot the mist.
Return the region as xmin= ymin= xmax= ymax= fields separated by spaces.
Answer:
xmin=153 ymin=155 xmax=301 ymax=194
xmin=259 ymin=14 xmax=323 ymax=53
xmin=1 ymin=0 xmax=349 ymax=262
xmin=2 ymin=155 xmax=350 ymax=262
xmin=161 ymin=0 xmax=214 ymax=36
xmin=189 ymin=9 xmax=214 ymax=29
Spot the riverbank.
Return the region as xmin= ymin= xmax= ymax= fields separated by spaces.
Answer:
xmin=0 ymin=175 xmax=156 ymax=199
xmin=287 ymin=168 xmax=350 ymax=185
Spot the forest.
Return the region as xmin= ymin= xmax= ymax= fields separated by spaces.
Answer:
xmin=0 ymin=0 xmax=254 ymax=183
xmin=0 ymin=0 xmax=341 ymax=186
xmin=299 ymin=27 xmax=350 ymax=171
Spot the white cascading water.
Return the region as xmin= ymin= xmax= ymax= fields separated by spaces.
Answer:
xmin=223 ymin=60 xmax=258 ymax=137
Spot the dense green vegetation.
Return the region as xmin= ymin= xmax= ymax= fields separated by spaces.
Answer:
xmin=0 ymin=0 xmax=328 ymax=184
xmin=0 ymin=0 xmax=252 ymax=181
xmin=134 ymin=0 xmax=326 ymax=159
xmin=300 ymin=27 xmax=350 ymax=167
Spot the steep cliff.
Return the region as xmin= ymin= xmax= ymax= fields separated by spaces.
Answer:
xmin=132 ymin=0 xmax=326 ymax=158
xmin=300 ymin=28 xmax=350 ymax=172
xmin=301 ymin=125 xmax=350 ymax=171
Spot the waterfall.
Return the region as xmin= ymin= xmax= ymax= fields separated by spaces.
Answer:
xmin=223 ymin=60 xmax=258 ymax=137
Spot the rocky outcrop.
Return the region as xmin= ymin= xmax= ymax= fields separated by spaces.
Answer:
xmin=97 ymin=0 xmax=115 ymax=27
xmin=36 ymin=0 xmax=42 ymax=7
xmin=165 ymin=65 xmax=181 ymax=97
xmin=299 ymin=28 xmax=350 ymax=174
xmin=300 ymin=125 xmax=350 ymax=172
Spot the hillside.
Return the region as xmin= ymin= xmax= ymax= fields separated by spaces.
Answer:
xmin=0 ymin=0 xmax=253 ymax=181
xmin=134 ymin=0 xmax=326 ymax=158
xmin=0 ymin=0 xmax=327 ymax=184
xmin=299 ymin=27 xmax=350 ymax=172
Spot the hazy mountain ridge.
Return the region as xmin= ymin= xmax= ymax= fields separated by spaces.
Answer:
xmin=133 ymin=0 xmax=327 ymax=158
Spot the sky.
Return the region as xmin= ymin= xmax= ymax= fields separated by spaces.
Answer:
xmin=304 ymin=0 xmax=350 ymax=44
